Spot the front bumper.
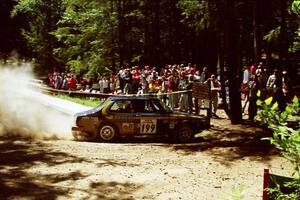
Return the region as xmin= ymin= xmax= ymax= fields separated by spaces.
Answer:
xmin=72 ymin=127 xmax=90 ymax=139
xmin=72 ymin=126 xmax=97 ymax=141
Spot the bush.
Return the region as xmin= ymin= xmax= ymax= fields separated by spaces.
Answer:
xmin=256 ymin=95 xmax=300 ymax=199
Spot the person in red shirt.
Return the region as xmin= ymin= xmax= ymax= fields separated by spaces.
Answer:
xmin=49 ymin=73 xmax=55 ymax=88
xmin=166 ymin=76 xmax=176 ymax=110
xmin=131 ymin=66 xmax=140 ymax=94
xmin=69 ymin=75 xmax=77 ymax=91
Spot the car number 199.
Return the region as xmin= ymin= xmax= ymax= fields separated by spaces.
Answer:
xmin=140 ymin=119 xmax=157 ymax=134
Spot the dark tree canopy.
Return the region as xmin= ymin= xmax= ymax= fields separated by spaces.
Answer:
xmin=1 ymin=0 xmax=300 ymax=123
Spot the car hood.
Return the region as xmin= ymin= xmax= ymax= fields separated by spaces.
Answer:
xmin=75 ymin=108 xmax=97 ymax=117
xmin=74 ymin=99 xmax=110 ymax=118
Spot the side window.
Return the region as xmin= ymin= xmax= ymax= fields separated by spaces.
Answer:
xmin=151 ymin=100 xmax=162 ymax=112
xmin=133 ymin=101 xmax=146 ymax=113
xmin=144 ymin=101 xmax=154 ymax=112
xmin=109 ymin=100 xmax=133 ymax=113
xmin=143 ymin=100 xmax=162 ymax=113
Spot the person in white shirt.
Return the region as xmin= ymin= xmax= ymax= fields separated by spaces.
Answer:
xmin=98 ymin=77 xmax=104 ymax=93
xmin=103 ymin=76 xmax=110 ymax=93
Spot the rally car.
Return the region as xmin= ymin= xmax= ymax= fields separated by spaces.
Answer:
xmin=72 ymin=96 xmax=210 ymax=142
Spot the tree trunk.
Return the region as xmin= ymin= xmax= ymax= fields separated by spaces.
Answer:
xmin=153 ymin=0 xmax=161 ymax=67
xmin=117 ymin=0 xmax=124 ymax=66
xmin=223 ymin=0 xmax=243 ymax=124
xmin=279 ymin=0 xmax=288 ymax=62
xmin=110 ymin=0 xmax=116 ymax=72
xmin=252 ymin=0 xmax=259 ymax=63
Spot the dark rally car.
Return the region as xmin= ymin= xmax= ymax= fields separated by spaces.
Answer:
xmin=72 ymin=96 xmax=210 ymax=142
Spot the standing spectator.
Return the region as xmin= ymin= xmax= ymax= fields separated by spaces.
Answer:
xmin=197 ymin=67 xmax=210 ymax=114
xmin=118 ymin=66 xmax=126 ymax=91
xmin=160 ymin=76 xmax=168 ymax=103
xmin=61 ymin=75 xmax=69 ymax=90
xmin=282 ymin=70 xmax=293 ymax=104
xmin=99 ymin=76 xmax=104 ymax=93
xmin=241 ymin=65 xmax=250 ymax=100
xmin=131 ymin=66 xmax=140 ymax=94
xmin=250 ymin=65 xmax=256 ymax=76
xmin=103 ymin=76 xmax=110 ymax=93
xmin=140 ymin=75 xmax=148 ymax=94
xmin=248 ymin=75 xmax=258 ymax=121
xmin=186 ymin=75 xmax=194 ymax=113
xmin=166 ymin=76 xmax=176 ymax=110
xmin=123 ymin=68 xmax=132 ymax=94
xmin=200 ymin=66 xmax=209 ymax=83
xmin=148 ymin=78 xmax=160 ymax=93
xmin=178 ymin=74 xmax=188 ymax=112
xmin=206 ymin=74 xmax=221 ymax=117
xmin=49 ymin=73 xmax=55 ymax=88
xmin=173 ymin=71 xmax=180 ymax=108
xmin=68 ymin=75 xmax=77 ymax=91
xmin=242 ymin=66 xmax=251 ymax=113
xmin=266 ymin=69 xmax=278 ymax=97
xmin=80 ymin=77 xmax=88 ymax=90
xmin=257 ymin=69 xmax=268 ymax=100
xmin=109 ymin=76 xmax=116 ymax=94
xmin=54 ymin=72 xmax=62 ymax=89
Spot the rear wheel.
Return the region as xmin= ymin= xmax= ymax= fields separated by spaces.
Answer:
xmin=98 ymin=124 xmax=118 ymax=142
xmin=175 ymin=125 xmax=193 ymax=143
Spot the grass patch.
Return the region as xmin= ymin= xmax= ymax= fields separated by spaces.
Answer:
xmin=55 ymin=94 xmax=102 ymax=108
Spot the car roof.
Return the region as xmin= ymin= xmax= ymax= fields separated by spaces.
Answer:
xmin=110 ymin=95 xmax=159 ymax=101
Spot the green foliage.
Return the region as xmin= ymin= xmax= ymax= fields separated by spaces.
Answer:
xmin=10 ymin=0 xmax=300 ymax=80
xmin=52 ymin=0 xmax=118 ymax=76
xmin=267 ymin=179 xmax=300 ymax=200
xmin=289 ymin=28 xmax=300 ymax=53
xmin=55 ymin=94 xmax=100 ymax=108
xmin=290 ymin=0 xmax=300 ymax=54
xmin=256 ymin=96 xmax=300 ymax=199
xmin=177 ymin=0 xmax=216 ymax=30
xmin=263 ymin=26 xmax=281 ymax=43
xmin=12 ymin=0 xmax=65 ymax=73
xmin=292 ymin=1 xmax=300 ymax=15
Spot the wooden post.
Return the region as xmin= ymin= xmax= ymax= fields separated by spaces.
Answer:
xmin=207 ymin=81 xmax=212 ymax=125
xmin=192 ymin=82 xmax=211 ymax=126
xmin=263 ymin=168 xmax=269 ymax=200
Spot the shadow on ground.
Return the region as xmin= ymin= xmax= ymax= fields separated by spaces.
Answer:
xmin=0 ymin=135 xmax=142 ymax=200
xmin=116 ymin=119 xmax=277 ymax=166
xmin=170 ymin=121 xmax=278 ymax=166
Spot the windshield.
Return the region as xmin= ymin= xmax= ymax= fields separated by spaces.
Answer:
xmin=98 ymin=98 xmax=110 ymax=108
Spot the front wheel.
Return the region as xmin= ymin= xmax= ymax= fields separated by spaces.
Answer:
xmin=98 ymin=124 xmax=118 ymax=142
xmin=175 ymin=125 xmax=194 ymax=143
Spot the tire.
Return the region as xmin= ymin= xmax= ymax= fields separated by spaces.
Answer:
xmin=175 ymin=125 xmax=193 ymax=143
xmin=98 ymin=124 xmax=118 ymax=142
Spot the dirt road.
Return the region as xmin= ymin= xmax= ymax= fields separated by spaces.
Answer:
xmin=0 ymin=65 xmax=292 ymax=199
xmin=0 ymin=115 xmax=293 ymax=200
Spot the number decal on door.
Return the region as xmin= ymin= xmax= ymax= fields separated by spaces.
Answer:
xmin=140 ymin=119 xmax=157 ymax=134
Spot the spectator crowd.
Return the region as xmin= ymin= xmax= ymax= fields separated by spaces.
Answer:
xmin=48 ymin=62 xmax=295 ymax=120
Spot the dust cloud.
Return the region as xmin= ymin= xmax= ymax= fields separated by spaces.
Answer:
xmin=0 ymin=62 xmax=73 ymax=140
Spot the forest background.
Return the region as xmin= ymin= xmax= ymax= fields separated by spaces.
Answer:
xmin=0 ymin=0 xmax=300 ymax=123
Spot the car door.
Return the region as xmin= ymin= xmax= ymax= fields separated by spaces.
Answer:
xmin=106 ymin=99 xmax=136 ymax=135
xmin=131 ymin=99 xmax=170 ymax=136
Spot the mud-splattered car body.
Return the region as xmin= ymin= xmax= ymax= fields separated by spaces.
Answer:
xmin=72 ymin=96 xmax=210 ymax=142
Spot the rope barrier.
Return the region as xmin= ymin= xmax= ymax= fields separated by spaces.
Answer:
xmin=42 ymin=86 xmax=194 ymax=98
